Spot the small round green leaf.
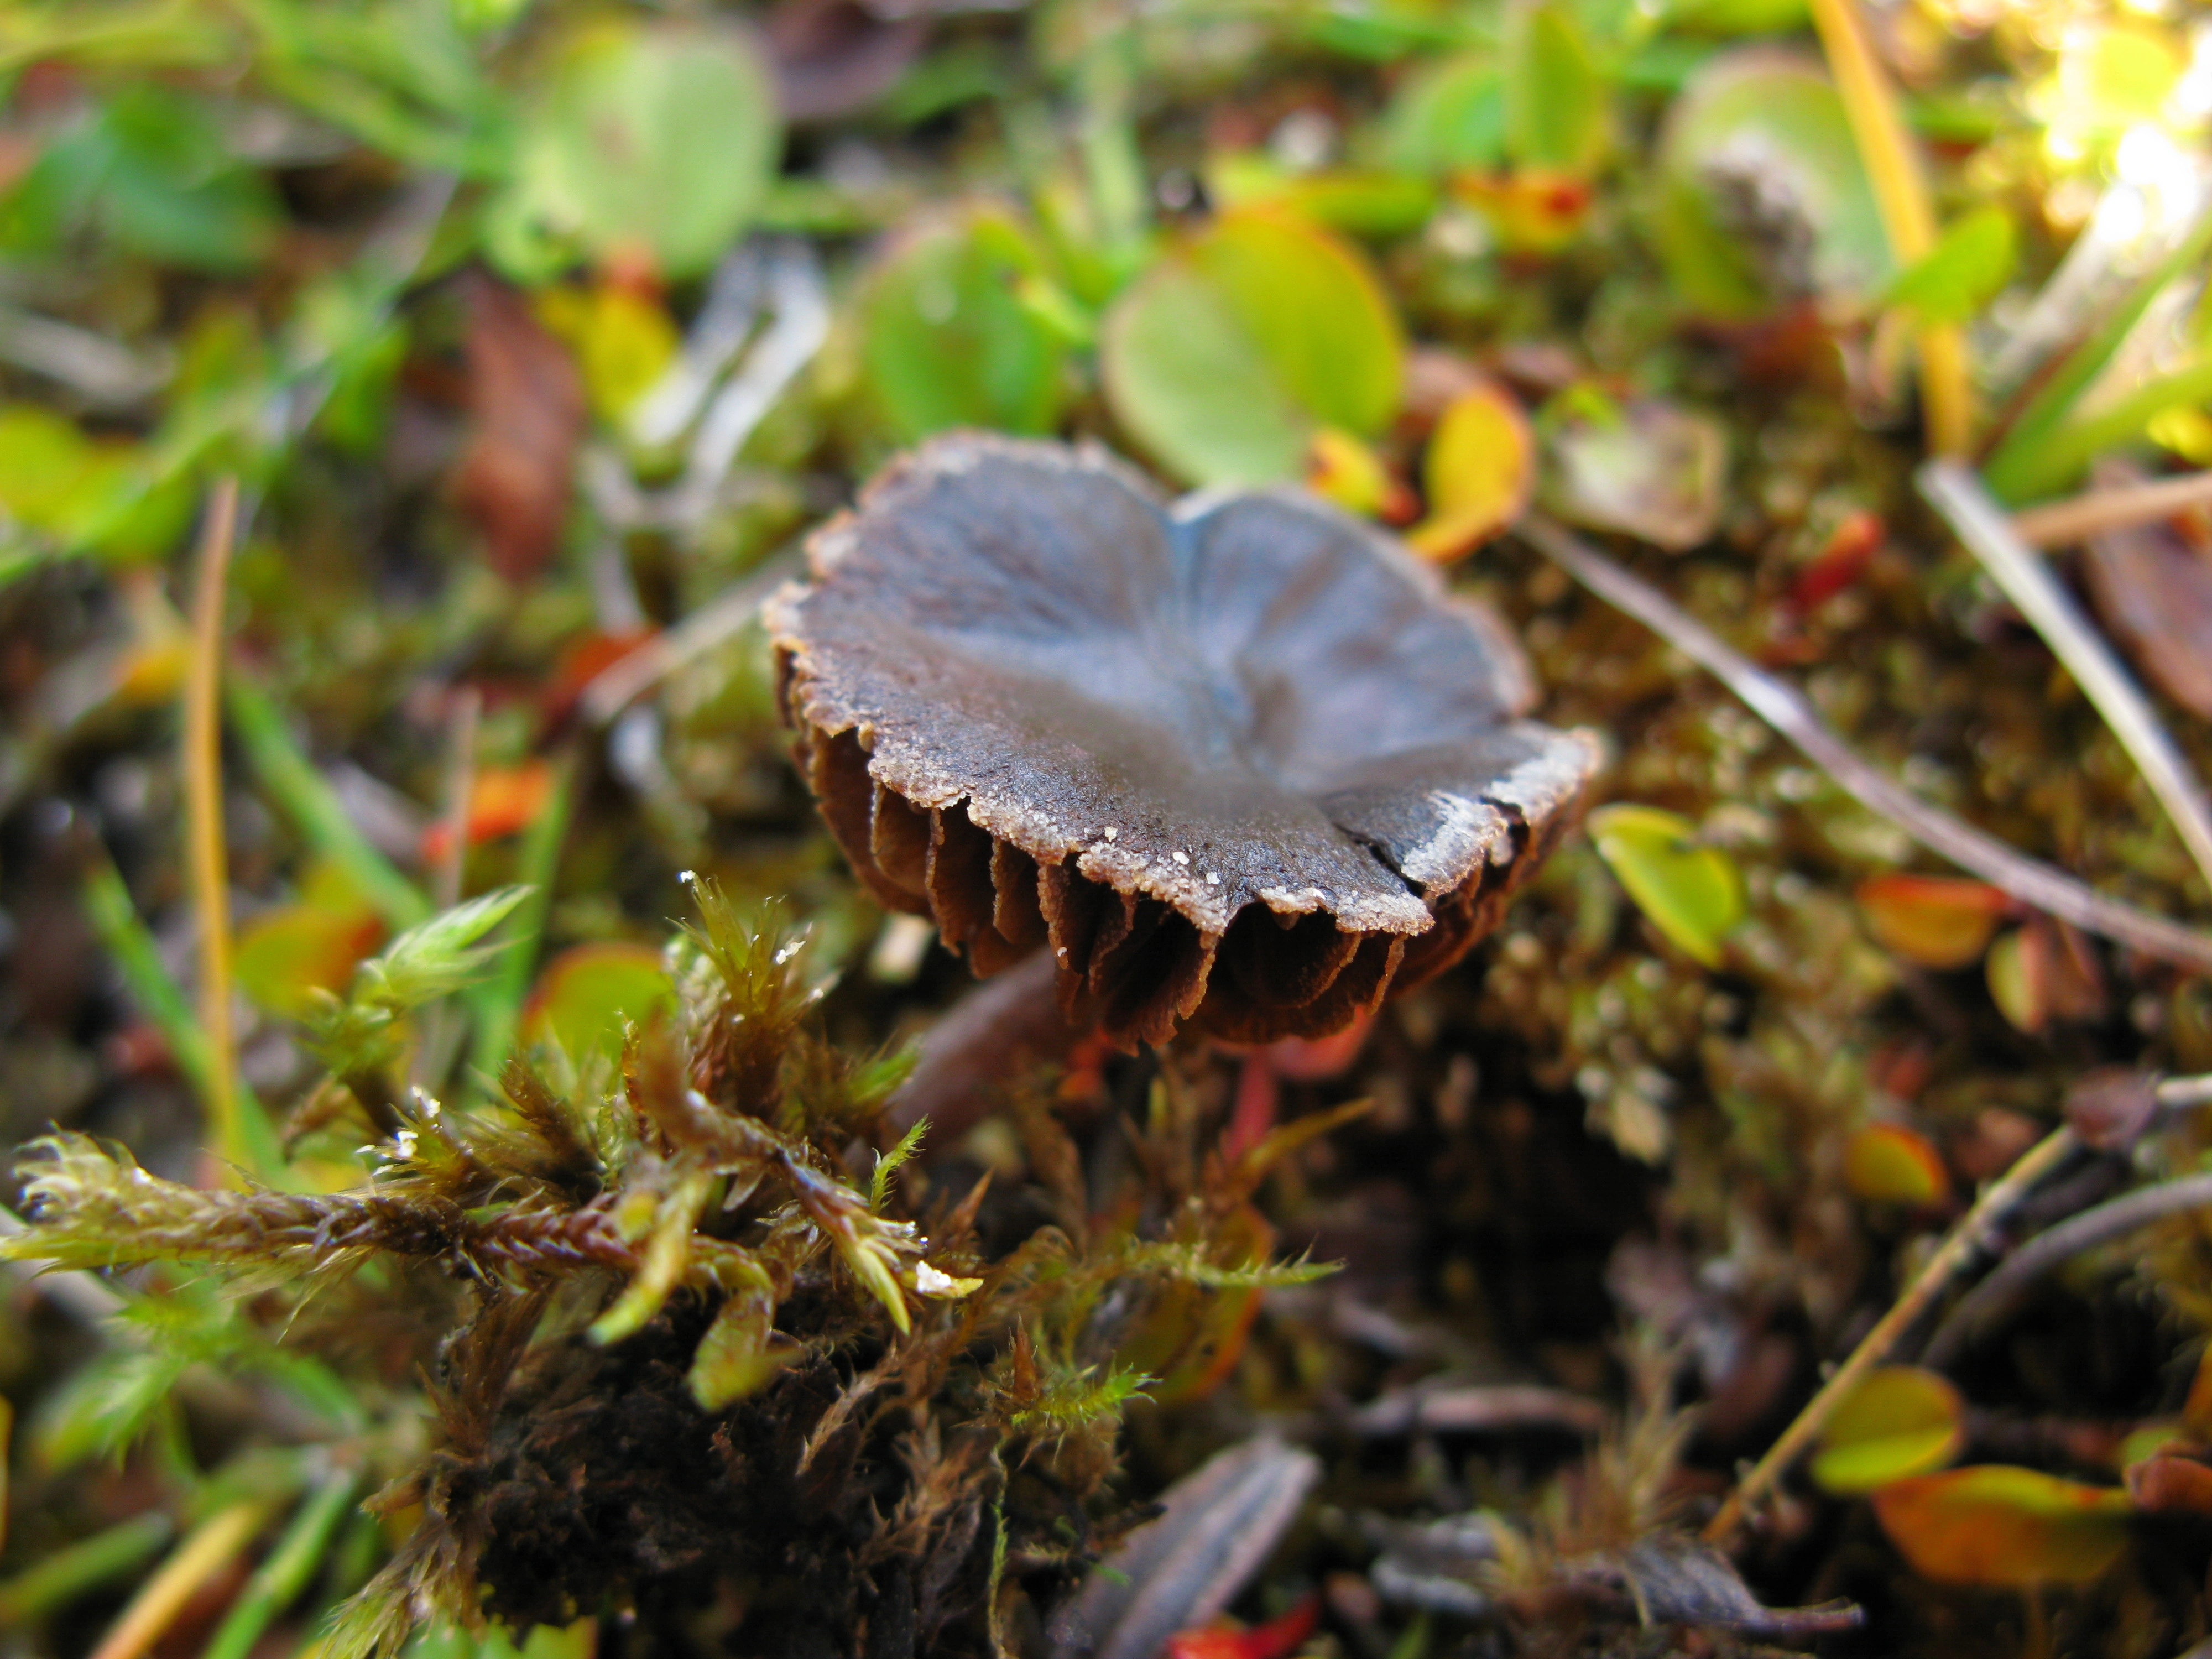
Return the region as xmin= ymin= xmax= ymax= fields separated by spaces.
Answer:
xmin=1587 ymin=803 xmax=1745 ymax=968
xmin=1102 ymin=211 xmax=1404 ymax=486
xmin=1812 ymin=1366 xmax=1965 ymax=1494
xmin=510 ymin=19 xmax=780 ymax=280
xmin=860 ymin=208 xmax=1068 ymax=441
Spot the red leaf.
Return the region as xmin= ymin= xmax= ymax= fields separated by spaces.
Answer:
xmin=420 ymin=760 xmax=557 ymax=863
xmin=454 ymin=272 xmax=585 ymax=582
xmin=1166 ymin=1594 xmax=1319 ymax=1659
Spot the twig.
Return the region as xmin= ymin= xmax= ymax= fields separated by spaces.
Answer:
xmin=1704 ymin=1125 xmax=2077 ymax=1545
xmin=1517 ymin=517 xmax=2212 ymax=975
xmin=1807 ymin=0 xmax=1969 ymax=456
xmin=86 ymin=1499 xmax=273 ymax=1659
xmin=577 ymin=551 xmax=800 ymax=727
xmin=183 ymin=478 xmax=249 ymax=1176
xmin=2012 ymin=469 xmax=2212 ymax=547
xmin=2159 ymin=1072 xmax=2212 ymax=1109
xmin=1922 ymin=1171 xmax=2212 ymax=1369
xmin=1921 ymin=460 xmax=2212 ymax=898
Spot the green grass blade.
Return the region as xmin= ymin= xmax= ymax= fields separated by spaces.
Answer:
xmin=1984 ymin=354 xmax=2212 ymax=505
xmin=1983 ymin=208 xmax=2212 ymax=503
xmin=227 ymin=677 xmax=430 ymax=931
xmin=0 ymin=1511 xmax=175 ymax=1624
xmin=81 ymin=846 xmax=283 ymax=1175
xmin=202 ymin=1467 xmax=361 ymax=1659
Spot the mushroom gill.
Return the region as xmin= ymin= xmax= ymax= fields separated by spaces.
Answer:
xmin=768 ymin=432 xmax=1602 ymax=1049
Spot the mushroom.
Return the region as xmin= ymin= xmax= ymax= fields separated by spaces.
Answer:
xmin=768 ymin=434 xmax=1602 ymax=1050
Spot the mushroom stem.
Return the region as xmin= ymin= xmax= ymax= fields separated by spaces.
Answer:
xmin=887 ymin=948 xmax=1077 ymax=1140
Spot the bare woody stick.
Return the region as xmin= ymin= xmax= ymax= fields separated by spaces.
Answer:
xmin=1922 ymin=459 xmax=2212 ymax=898
xmin=1703 ymin=1125 xmax=2078 ymax=1545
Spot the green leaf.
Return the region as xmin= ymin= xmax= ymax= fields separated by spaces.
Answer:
xmin=1101 ymin=211 xmax=1403 ymax=485
xmin=1381 ymin=53 xmax=1507 ymax=175
xmin=354 ymin=885 xmax=532 ymax=1011
xmin=1811 ymin=1366 xmax=1965 ymax=1494
xmin=687 ymin=1265 xmax=785 ymax=1410
xmin=507 ymin=18 xmax=780 ymax=280
xmin=1504 ymin=1 xmax=1606 ymax=174
xmin=1655 ymin=48 xmax=1891 ymax=320
xmin=1885 ymin=207 xmax=2016 ymax=327
xmin=870 ymin=1118 xmax=928 ymax=1212
xmin=1587 ymin=804 xmax=1745 ymax=968
xmin=860 ymin=209 xmax=1069 ymax=440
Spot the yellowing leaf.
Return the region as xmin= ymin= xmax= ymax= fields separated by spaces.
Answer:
xmin=1587 ymin=804 xmax=1745 ymax=968
xmin=1855 ymin=874 xmax=2008 ymax=969
xmin=236 ymin=865 xmax=388 ymax=1019
xmin=1872 ymin=1466 xmax=2131 ymax=1587
xmin=522 ymin=941 xmax=675 ymax=1063
xmin=548 ymin=283 xmax=679 ymax=425
xmin=1452 ymin=169 xmax=1593 ymax=254
xmin=1405 ymin=379 xmax=1535 ymax=561
xmin=1842 ymin=1124 xmax=1951 ymax=1207
xmin=1303 ymin=428 xmax=1412 ymax=521
xmin=1811 ymin=1366 xmax=1963 ymax=1495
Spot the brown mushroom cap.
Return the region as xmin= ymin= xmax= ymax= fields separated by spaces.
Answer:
xmin=768 ymin=434 xmax=1602 ymax=1049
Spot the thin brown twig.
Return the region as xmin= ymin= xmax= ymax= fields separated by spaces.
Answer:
xmin=184 ymin=478 xmax=244 ymax=1174
xmin=1703 ymin=1125 xmax=2077 ymax=1545
xmin=1921 ymin=460 xmax=2212 ymax=897
xmin=1922 ymin=1170 xmax=2212 ymax=1368
xmin=1517 ymin=517 xmax=2212 ymax=974
xmin=2011 ymin=469 xmax=2212 ymax=547
xmin=2158 ymin=1072 xmax=2212 ymax=1109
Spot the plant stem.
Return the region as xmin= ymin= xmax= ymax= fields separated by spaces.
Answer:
xmin=1704 ymin=1125 xmax=2076 ymax=1545
xmin=184 ymin=478 xmax=247 ymax=1175
xmin=1807 ymin=0 xmax=1970 ymax=457
xmin=466 ymin=745 xmax=578 ymax=1080
xmin=1922 ymin=1171 xmax=2212 ymax=1368
xmin=81 ymin=844 xmax=281 ymax=1171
